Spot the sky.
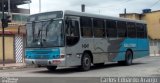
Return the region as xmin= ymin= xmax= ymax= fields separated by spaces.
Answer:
xmin=18 ymin=0 xmax=160 ymax=17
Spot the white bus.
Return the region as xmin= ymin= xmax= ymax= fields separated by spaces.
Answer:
xmin=25 ymin=10 xmax=149 ymax=71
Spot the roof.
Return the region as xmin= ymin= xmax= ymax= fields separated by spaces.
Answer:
xmin=0 ymin=23 xmax=25 ymax=35
xmin=120 ymin=10 xmax=160 ymax=15
xmin=0 ymin=30 xmax=19 ymax=35
xmin=145 ymin=10 xmax=160 ymax=14
xmin=119 ymin=13 xmax=140 ymax=15
xmin=0 ymin=0 xmax=31 ymax=5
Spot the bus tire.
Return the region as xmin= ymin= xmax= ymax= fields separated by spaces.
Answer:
xmin=124 ymin=50 xmax=133 ymax=66
xmin=80 ymin=53 xmax=91 ymax=71
xmin=46 ymin=66 xmax=57 ymax=71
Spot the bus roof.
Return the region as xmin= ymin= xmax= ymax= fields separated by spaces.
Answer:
xmin=63 ymin=10 xmax=146 ymax=24
xmin=29 ymin=10 xmax=146 ymax=24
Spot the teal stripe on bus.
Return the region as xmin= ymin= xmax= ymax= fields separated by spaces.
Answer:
xmin=113 ymin=38 xmax=149 ymax=61
xmin=25 ymin=48 xmax=60 ymax=59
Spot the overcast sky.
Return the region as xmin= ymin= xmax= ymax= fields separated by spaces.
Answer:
xmin=18 ymin=0 xmax=160 ymax=17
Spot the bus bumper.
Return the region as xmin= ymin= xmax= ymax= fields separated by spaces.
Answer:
xmin=25 ymin=59 xmax=66 ymax=67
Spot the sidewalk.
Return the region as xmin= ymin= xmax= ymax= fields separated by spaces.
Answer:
xmin=0 ymin=63 xmax=26 ymax=70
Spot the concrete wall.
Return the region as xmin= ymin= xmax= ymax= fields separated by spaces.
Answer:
xmin=0 ymin=36 xmax=15 ymax=63
xmin=150 ymin=40 xmax=160 ymax=56
xmin=120 ymin=14 xmax=141 ymax=20
xmin=142 ymin=12 xmax=160 ymax=39
xmin=0 ymin=34 xmax=25 ymax=63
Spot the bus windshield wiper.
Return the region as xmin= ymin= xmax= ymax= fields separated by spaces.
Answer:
xmin=43 ymin=19 xmax=54 ymax=37
xmin=33 ymin=22 xmax=43 ymax=42
xmin=37 ymin=29 xmax=41 ymax=38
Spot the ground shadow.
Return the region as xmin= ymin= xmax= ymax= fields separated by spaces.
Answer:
xmin=32 ymin=62 xmax=146 ymax=74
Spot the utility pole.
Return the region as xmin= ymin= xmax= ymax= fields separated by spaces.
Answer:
xmin=124 ymin=8 xmax=126 ymax=18
xmin=29 ymin=2 xmax=31 ymax=14
xmin=24 ymin=0 xmax=31 ymax=14
xmin=1 ymin=0 xmax=11 ymax=66
xmin=1 ymin=0 xmax=5 ymax=66
xmin=39 ymin=0 xmax=41 ymax=12
xmin=81 ymin=4 xmax=85 ymax=12
xmin=8 ymin=0 xmax=11 ymax=14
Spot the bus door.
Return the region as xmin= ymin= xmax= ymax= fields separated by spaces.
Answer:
xmin=65 ymin=16 xmax=81 ymax=66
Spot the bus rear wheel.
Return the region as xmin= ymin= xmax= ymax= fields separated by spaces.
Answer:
xmin=80 ymin=53 xmax=91 ymax=71
xmin=46 ymin=66 xmax=57 ymax=71
xmin=124 ymin=50 xmax=133 ymax=66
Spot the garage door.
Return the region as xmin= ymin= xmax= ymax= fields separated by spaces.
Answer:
xmin=0 ymin=36 xmax=15 ymax=63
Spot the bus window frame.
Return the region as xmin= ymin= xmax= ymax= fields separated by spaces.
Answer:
xmin=127 ymin=22 xmax=137 ymax=38
xmin=80 ymin=16 xmax=93 ymax=38
xmin=65 ymin=17 xmax=80 ymax=46
xmin=117 ymin=21 xmax=127 ymax=38
xmin=93 ymin=18 xmax=105 ymax=38
xmin=106 ymin=19 xmax=117 ymax=38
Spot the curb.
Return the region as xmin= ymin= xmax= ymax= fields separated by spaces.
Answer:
xmin=0 ymin=66 xmax=26 ymax=70
xmin=0 ymin=65 xmax=37 ymax=70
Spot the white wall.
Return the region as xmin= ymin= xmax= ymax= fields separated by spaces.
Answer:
xmin=150 ymin=40 xmax=160 ymax=56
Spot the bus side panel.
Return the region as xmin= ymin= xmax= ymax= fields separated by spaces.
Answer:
xmin=112 ymin=38 xmax=149 ymax=62
xmin=65 ymin=38 xmax=94 ymax=66
xmin=134 ymin=38 xmax=149 ymax=59
xmin=92 ymin=38 xmax=109 ymax=64
xmin=134 ymin=51 xmax=149 ymax=59
xmin=112 ymin=38 xmax=138 ymax=62
xmin=107 ymin=38 xmax=126 ymax=62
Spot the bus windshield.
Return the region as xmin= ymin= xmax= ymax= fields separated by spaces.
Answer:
xmin=26 ymin=19 xmax=64 ymax=47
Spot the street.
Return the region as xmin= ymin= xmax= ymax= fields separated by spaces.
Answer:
xmin=0 ymin=56 xmax=160 ymax=77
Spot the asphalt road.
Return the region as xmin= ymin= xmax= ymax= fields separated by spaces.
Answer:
xmin=0 ymin=56 xmax=160 ymax=83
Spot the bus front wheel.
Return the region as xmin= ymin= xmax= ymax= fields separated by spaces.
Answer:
xmin=46 ymin=66 xmax=57 ymax=71
xmin=80 ymin=53 xmax=91 ymax=71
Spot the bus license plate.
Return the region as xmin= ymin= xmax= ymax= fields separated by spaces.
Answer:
xmin=36 ymin=60 xmax=47 ymax=65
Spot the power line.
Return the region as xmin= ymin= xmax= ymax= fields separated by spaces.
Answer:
xmin=83 ymin=0 xmax=160 ymax=15
xmin=84 ymin=0 xmax=133 ymax=14
xmin=96 ymin=0 xmax=132 ymax=9
xmin=150 ymin=0 xmax=160 ymax=8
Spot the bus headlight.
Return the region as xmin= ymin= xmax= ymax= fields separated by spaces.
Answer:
xmin=60 ymin=55 xmax=65 ymax=58
xmin=52 ymin=55 xmax=65 ymax=59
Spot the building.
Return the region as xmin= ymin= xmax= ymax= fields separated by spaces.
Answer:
xmin=0 ymin=0 xmax=30 ymax=63
xmin=120 ymin=9 xmax=160 ymax=56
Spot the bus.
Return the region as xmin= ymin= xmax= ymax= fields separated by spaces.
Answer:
xmin=25 ymin=10 xmax=149 ymax=71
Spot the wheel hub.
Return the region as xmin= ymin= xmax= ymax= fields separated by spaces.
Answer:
xmin=85 ymin=58 xmax=89 ymax=66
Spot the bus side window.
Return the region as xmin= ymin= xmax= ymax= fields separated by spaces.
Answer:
xmin=127 ymin=22 xmax=136 ymax=38
xmin=80 ymin=17 xmax=93 ymax=37
xmin=117 ymin=21 xmax=127 ymax=38
xmin=106 ymin=20 xmax=117 ymax=38
xmin=137 ymin=24 xmax=147 ymax=38
xmin=93 ymin=18 xmax=105 ymax=38
xmin=66 ymin=20 xmax=80 ymax=46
